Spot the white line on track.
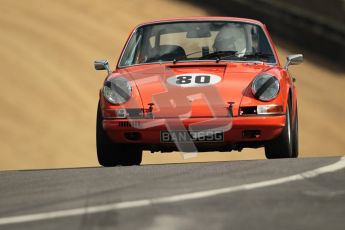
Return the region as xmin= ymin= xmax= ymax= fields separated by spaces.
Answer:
xmin=0 ymin=157 xmax=344 ymax=226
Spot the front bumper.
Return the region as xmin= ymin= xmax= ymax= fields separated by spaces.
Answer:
xmin=103 ymin=115 xmax=285 ymax=145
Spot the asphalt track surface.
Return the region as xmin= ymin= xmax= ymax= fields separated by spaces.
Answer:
xmin=0 ymin=156 xmax=344 ymax=230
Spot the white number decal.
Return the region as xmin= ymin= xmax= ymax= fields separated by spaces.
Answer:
xmin=167 ymin=73 xmax=221 ymax=87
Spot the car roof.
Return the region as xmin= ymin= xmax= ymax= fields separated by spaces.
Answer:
xmin=135 ymin=16 xmax=265 ymax=28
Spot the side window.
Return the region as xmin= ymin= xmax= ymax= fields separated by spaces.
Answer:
xmin=249 ymin=25 xmax=276 ymax=63
xmin=249 ymin=26 xmax=259 ymax=53
xmin=258 ymin=29 xmax=272 ymax=54
xmin=258 ymin=28 xmax=276 ymax=63
xmin=119 ymin=29 xmax=143 ymax=66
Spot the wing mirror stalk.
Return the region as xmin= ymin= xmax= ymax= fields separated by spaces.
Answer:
xmin=284 ymin=54 xmax=303 ymax=70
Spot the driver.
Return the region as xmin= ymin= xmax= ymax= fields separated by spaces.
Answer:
xmin=213 ymin=25 xmax=245 ymax=54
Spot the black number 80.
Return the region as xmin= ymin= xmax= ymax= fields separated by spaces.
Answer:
xmin=176 ymin=75 xmax=211 ymax=85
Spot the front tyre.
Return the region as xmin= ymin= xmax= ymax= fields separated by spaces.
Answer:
xmin=265 ymin=100 xmax=298 ymax=159
xmin=96 ymin=103 xmax=142 ymax=166
xmin=291 ymin=107 xmax=299 ymax=158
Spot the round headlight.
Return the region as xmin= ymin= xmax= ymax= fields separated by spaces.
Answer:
xmin=251 ymin=73 xmax=280 ymax=101
xmin=103 ymin=77 xmax=132 ymax=104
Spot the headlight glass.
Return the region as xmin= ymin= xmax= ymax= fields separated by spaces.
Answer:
xmin=251 ymin=73 xmax=280 ymax=101
xmin=103 ymin=77 xmax=132 ymax=104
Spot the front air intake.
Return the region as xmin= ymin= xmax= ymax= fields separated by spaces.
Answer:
xmin=118 ymin=121 xmax=141 ymax=128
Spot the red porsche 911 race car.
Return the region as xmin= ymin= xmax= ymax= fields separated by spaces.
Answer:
xmin=94 ymin=17 xmax=303 ymax=166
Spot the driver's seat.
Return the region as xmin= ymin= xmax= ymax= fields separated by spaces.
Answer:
xmin=147 ymin=45 xmax=186 ymax=62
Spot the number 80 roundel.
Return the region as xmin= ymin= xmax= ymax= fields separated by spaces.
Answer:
xmin=167 ymin=73 xmax=222 ymax=87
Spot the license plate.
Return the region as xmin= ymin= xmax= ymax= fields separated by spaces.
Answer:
xmin=160 ymin=130 xmax=224 ymax=143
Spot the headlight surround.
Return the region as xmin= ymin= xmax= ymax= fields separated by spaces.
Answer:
xmin=251 ymin=73 xmax=280 ymax=101
xmin=103 ymin=77 xmax=132 ymax=104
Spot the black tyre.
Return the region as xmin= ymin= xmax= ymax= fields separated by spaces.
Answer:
xmin=291 ymin=107 xmax=299 ymax=158
xmin=265 ymin=99 xmax=298 ymax=159
xmin=96 ymin=103 xmax=142 ymax=166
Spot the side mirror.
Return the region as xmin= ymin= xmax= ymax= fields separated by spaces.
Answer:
xmin=284 ymin=54 xmax=303 ymax=69
xmin=94 ymin=59 xmax=111 ymax=75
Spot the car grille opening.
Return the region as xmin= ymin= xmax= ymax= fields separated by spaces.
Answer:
xmin=126 ymin=109 xmax=144 ymax=118
xmin=239 ymin=106 xmax=257 ymax=115
xmin=118 ymin=121 xmax=141 ymax=128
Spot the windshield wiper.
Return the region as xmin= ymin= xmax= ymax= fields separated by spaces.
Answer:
xmin=173 ymin=50 xmax=202 ymax=64
xmin=173 ymin=50 xmax=239 ymax=64
xmin=186 ymin=50 xmax=203 ymax=57
xmin=199 ymin=50 xmax=238 ymax=62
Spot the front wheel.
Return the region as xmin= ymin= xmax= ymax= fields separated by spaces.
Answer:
xmin=96 ymin=103 xmax=142 ymax=166
xmin=265 ymin=100 xmax=298 ymax=159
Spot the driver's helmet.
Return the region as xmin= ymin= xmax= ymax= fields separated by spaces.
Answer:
xmin=213 ymin=25 xmax=245 ymax=52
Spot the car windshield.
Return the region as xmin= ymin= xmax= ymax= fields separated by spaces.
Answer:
xmin=119 ymin=21 xmax=276 ymax=67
